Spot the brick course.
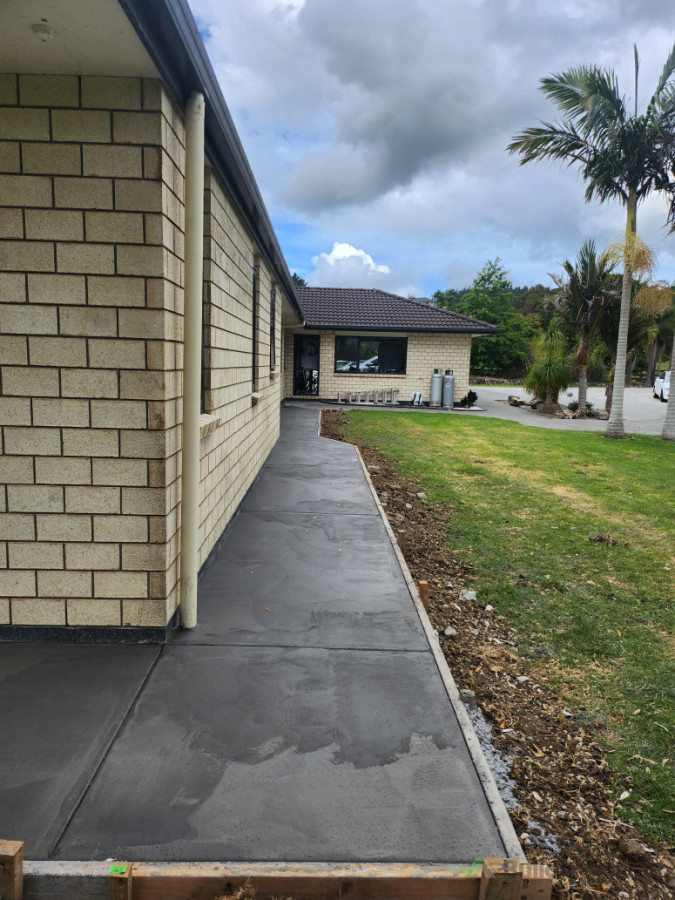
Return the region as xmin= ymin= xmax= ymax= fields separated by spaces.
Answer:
xmin=1 ymin=74 xmax=288 ymax=633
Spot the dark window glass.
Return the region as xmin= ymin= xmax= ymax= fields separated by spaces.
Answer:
xmin=335 ymin=337 xmax=359 ymax=372
xmin=334 ymin=337 xmax=406 ymax=374
xmin=252 ymin=265 xmax=259 ymax=390
xmin=270 ymin=288 xmax=276 ymax=371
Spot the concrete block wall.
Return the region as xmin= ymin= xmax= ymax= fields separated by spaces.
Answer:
xmin=283 ymin=330 xmax=472 ymax=403
xmin=198 ymin=168 xmax=282 ymax=565
xmin=0 ymin=74 xmax=185 ymax=631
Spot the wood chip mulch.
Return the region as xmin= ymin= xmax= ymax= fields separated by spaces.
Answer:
xmin=321 ymin=409 xmax=674 ymax=900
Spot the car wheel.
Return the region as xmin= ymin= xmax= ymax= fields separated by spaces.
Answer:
xmin=661 ymin=391 xmax=667 ymax=402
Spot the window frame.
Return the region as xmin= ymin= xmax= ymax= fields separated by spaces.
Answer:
xmin=251 ymin=263 xmax=259 ymax=391
xmin=269 ymin=287 xmax=276 ymax=371
xmin=333 ymin=335 xmax=408 ymax=375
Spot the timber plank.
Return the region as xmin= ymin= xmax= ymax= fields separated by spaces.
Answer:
xmin=0 ymin=840 xmax=23 ymax=900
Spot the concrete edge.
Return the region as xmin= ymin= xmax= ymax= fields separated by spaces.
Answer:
xmin=348 ymin=437 xmax=525 ymax=862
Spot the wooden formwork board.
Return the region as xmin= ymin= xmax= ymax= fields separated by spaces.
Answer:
xmin=17 ymin=858 xmax=553 ymax=900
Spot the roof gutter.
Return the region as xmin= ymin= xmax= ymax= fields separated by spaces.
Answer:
xmin=117 ymin=0 xmax=304 ymax=323
xmin=301 ymin=324 xmax=500 ymax=335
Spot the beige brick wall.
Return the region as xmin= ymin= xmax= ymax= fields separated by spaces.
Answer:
xmin=283 ymin=329 xmax=472 ymax=403
xmin=1 ymin=73 xmax=289 ymax=634
xmin=197 ymin=169 xmax=283 ymax=568
xmin=0 ymin=74 xmax=184 ymax=630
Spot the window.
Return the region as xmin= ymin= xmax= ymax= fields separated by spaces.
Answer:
xmin=270 ymin=287 xmax=276 ymax=371
xmin=334 ymin=336 xmax=407 ymax=374
xmin=252 ymin=264 xmax=259 ymax=390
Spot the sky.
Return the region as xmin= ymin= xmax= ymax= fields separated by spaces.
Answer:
xmin=189 ymin=0 xmax=675 ymax=297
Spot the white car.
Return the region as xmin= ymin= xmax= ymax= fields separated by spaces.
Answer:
xmin=654 ymin=370 xmax=670 ymax=402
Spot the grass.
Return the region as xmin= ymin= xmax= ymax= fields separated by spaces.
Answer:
xmin=338 ymin=410 xmax=675 ymax=843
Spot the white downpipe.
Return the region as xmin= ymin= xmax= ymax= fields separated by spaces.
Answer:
xmin=180 ymin=92 xmax=205 ymax=629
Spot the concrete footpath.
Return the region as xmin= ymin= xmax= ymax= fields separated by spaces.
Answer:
xmin=0 ymin=408 xmax=514 ymax=864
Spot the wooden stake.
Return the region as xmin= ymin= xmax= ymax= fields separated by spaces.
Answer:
xmin=0 ymin=841 xmax=23 ymax=900
xmin=109 ymin=863 xmax=133 ymax=900
xmin=418 ymin=580 xmax=429 ymax=611
xmin=478 ymin=858 xmax=523 ymax=900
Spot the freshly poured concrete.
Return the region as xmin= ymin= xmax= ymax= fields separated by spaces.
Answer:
xmin=176 ymin=511 xmax=429 ymax=648
xmin=56 ymin=646 xmax=501 ymax=862
xmin=3 ymin=408 xmax=508 ymax=864
xmin=0 ymin=645 xmax=158 ymax=858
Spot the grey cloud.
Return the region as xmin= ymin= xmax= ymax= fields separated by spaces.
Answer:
xmin=190 ymin=0 xmax=675 ymax=287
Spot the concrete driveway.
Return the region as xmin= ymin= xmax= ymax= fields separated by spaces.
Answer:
xmin=466 ymin=385 xmax=668 ymax=435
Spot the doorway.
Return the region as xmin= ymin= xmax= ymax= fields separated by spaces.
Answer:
xmin=293 ymin=334 xmax=320 ymax=396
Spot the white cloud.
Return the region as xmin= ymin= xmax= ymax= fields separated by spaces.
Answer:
xmin=315 ymin=242 xmax=390 ymax=274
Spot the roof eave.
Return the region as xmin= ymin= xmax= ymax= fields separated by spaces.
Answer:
xmin=303 ymin=323 xmax=499 ymax=334
xmin=118 ymin=0 xmax=304 ymax=323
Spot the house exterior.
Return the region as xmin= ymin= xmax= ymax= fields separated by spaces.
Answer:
xmin=284 ymin=287 xmax=497 ymax=404
xmin=0 ymin=0 xmax=303 ymax=641
xmin=0 ymin=1 xmax=497 ymax=644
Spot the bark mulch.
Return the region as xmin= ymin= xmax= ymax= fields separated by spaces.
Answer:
xmin=321 ymin=409 xmax=674 ymax=900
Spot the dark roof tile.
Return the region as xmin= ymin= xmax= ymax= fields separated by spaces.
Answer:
xmin=296 ymin=287 xmax=498 ymax=334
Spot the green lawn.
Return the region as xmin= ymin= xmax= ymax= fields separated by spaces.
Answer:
xmin=338 ymin=410 xmax=675 ymax=843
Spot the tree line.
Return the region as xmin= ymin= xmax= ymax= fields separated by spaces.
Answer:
xmin=433 ymin=255 xmax=674 ymax=392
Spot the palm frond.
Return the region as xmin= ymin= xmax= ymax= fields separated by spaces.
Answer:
xmin=540 ymin=67 xmax=625 ymax=135
xmin=653 ymin=42 xmax=675 ymax=100
xmin=507 ymin=122 xmax=593 ymax=165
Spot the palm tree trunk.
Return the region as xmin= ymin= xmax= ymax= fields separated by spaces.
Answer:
xmin=662 ymin=336 xmax=675 ymax=441
xmin=606 ymin=196 xmax=637 ymax=439
xmin=625 ymin=349 xmax=635 ymax=386
xmin=578 ymin=364 xmax=588 ymax=414
xmin=645 ymin=338 xmax=659 ymax=386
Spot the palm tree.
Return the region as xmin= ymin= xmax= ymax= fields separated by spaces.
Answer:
xmin=550 ymin=240 xmax=620 ymax=415
xmin=508 ymin=45 xmax=675 ymax=438
xmin=663 ymin=335 xmax=675 ymax=441
xmin=524 ymin=316 xmax=571 ymax=414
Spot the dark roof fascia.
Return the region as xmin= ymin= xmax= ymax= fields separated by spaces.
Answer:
xmin=117 ymin=0 xmax=304 ymax=323
xmin=303 ymin=323 xmax=499 ymax=335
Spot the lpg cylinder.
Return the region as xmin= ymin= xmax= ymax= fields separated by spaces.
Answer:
xmin=442 ymin=370 xmax=455 ymax=407
xmin=430 ymin=369 xmax=443 ymax=407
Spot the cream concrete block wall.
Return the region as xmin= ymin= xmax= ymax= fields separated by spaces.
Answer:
xmin=283 ymin=329 xmax=472 ymax=403
xmin=0 ymin=74 xmax=184 ymax=630
xmin=198 ymin=168 xmax=283 ymax=568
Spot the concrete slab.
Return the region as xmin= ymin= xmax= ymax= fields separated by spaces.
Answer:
xmin=55 ymin=645 xmax=505 ymax=863
xmin=243 ymin=466 xmax=378 ymax=516
xmin=178 ymin=510 xmax=428 ymax=649
xmin=0 ymin=644 xmax=158 ymax=858
xmin=279 ymin=407 xmax=322 ymax=441
xmin=266 ymin=437 xmax=359 ymax=469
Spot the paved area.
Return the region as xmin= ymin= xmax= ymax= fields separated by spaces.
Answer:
xmin=311 ymin=385 xmax=667 ymax=435
xmin=0 ymin=408 xmax=508 ymax=863
xmin=468 ymin=385 xmax=668 ymax=435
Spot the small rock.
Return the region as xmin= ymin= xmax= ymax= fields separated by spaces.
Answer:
xmin=516 ymin=675 xmax=529 ymax=683
xmin=459 ymin=688 xmax=476 ymax=706
xmin=405 ymin=502 xmax=413 ymax=509
xmin=485 ymin=604 xmax=494 ymax=612
xmin=519 ymin=832 xmax=533 ymax=847
xmin=444 ymin=581 xmax=453 ymax=589
xmin=416 ymin=491 xmax=427 ymax=500
xmin=471 ymin=629 xmax=479 ymax=635
xmin=459 ymin=589 xmax=477 ymax=603
xmin=444 ymin=626 xmax=457 ymax=637
xmin=380 ymin=491 xmax=390 ymax=500
xmin=557 ymin=810 xmax=566 ymax=819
